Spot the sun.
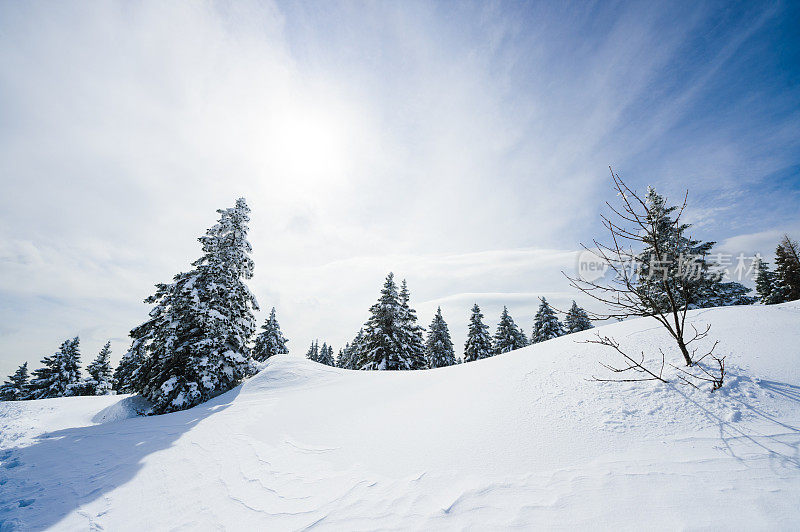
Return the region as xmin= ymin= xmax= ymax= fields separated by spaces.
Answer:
xmin=273 ymin=105 xmax=350 ymax=185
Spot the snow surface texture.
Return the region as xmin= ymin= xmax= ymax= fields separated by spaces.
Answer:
xmin=2 ymin=303 xmax=800 ymax=530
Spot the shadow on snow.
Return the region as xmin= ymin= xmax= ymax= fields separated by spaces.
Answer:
xmin=672 ymin=375 xmax=800 ymax=470
xmin=0 ymin=387 xmax=241 ymax=530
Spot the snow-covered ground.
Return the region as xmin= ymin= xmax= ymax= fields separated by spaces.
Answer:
xmin=2 ymin=303 xmax=799 ymax=530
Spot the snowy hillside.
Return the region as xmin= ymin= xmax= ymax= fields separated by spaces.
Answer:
xmin=2 ymin=303 xmax=800 ymax=530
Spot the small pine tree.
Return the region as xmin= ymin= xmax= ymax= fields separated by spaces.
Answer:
xmin=253 ymin=307 xmax=289 ymax=362
xmin=336 ymin=345 xmax=347 ymax=368
xmin=464 ymin=303 xmax=493 ymax=362
xmin=513 ymin=323 xmax=529 ymax=348
xmin=775 ymin=235 xmax=800 ymax=302
xmin=492 ymin=306 xmax=528 ymax=354
xmin=426 ymin=307 xmax=456 ymax=368
xmin=338 ymin=330 xmax=364 ymax=369
xmin=28 ymin=337 xmax=83 ymax=399
xmin=306 ymin=340 xmax=320 ymax=362
xmin=564 ymin=301 xmax=594 ymax=334
xmin=85 ymin=341 xmax=114 ymax=395
xmin=0 ymin=363 xmax=30 ymax=401
xmin=321 ymin=343 xmax=336 ymax=366
xmin=531 ymin=298 xmax=563 ymax=343
xmin=358 ymin=274 xmax=427 ymax=370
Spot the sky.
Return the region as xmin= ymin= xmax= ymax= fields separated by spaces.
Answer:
xmin=1 ymin=0 xmax=799 ymax=376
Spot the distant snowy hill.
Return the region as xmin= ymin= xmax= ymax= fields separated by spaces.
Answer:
xmin=2 ymin=303 xmax=800 ymax=530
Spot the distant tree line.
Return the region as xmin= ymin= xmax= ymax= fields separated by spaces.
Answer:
xmin=308 ymin=273 xmax=595 ymax=370
xmin=0 ymin=338 xmax=113 ymax=401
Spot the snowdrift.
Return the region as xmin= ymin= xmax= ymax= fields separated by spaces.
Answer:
xmin=2 ymin=303 xmax=800 ymax=530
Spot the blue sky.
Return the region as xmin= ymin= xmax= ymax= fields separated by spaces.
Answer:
xmin=1 ymin=0 xmax=798 ymax=376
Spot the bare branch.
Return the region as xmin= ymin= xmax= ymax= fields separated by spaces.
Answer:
xmin=563 ymin=168 xmax=710 ymax=368
xmin=583 ymin=334 xmax=668 ymax=383
xmin=667 ymin=340 xmax=725 ymax=391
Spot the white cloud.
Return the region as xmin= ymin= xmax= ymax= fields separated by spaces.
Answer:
xmin=718 ymin=226 xmax=800 ymax=261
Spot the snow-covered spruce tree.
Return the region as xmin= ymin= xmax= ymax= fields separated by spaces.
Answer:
xmin=564 ymin=301 xmax=594 ymax=334
xmin=338 ymin=329 xmax=364 ymax=369
xmin=464 ymin=303 xmax=493 ymax=362
xmin=113 ymin=340 xmax=146 ymax=394
xmin=775 ymin=235 xmax=800 ymax=301
xmin=328 ymin=344 xmax=337 ymax=365
xmin=493 ymin=306 xmax=528 ymax=355
xmin=701 ymin=281 xmax=758 ymax=307
xmin=318 ymin=342 xmax=328 ymax=364
xmin=127 ymin=198 xmax=259 ymax=414
xmin=28 ymin=337 xmax=83 ymax=399
xmin=398 ymin=279 xmax=428 ymax=369
xmin=513 ymin=322 xmax=530 ymax=348
xmin=635 ymin=188 xmax=755 ymax=309
xmin=85 ymin=341 xmax=114 ymax=395
xmin=253 ymin=307 xmax=289 ymax=362
xmin=357 ymin=273 xmax=427 ymax=370
xmin=754 ymin=258 xmax=786 ymax=305
xmin=317 ymin=342 xmax=335 ymax=366
xmin=0 ymin=362 xmax=30 ymax=401
xmin=336 ymin=345 xmax=348 ymax=368
xmin=425 ymin=306 xmax=456 ymax=368
xmin=326 ymin=344 xmax=336 ymax=366
xmin=531 ymin=298 xmax=563 ymax=344
xmin=305 ymin=340 xmax=320 ymax=362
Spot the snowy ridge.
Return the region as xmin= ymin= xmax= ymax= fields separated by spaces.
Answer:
xmin=2 ymin=303 xmax=800 ymax=530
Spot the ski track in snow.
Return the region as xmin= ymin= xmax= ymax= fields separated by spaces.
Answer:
xmin=1 ymin=303 xmax=800 ymax=530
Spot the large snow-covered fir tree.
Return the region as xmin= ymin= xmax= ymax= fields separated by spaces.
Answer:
xmin=425 ymin=307 xmax=456 ymax=368
xmin=85 ymin=341 xmax=113 ymax=395
xmin=126 ymin=198 xmax=259 ymax=414
xmin=754 ymin=258 xmax=787 ymax=305
xmin=531 ymin=298 xmax=563 ymax=344
xmin=356 ymin=273 xmax=427 ymax=370
xmin=253 ymin=307 xmax=289 ymax=362
xmin=464 ymin=303 xmax=493 ymax=362
xmin=0 ymin=362 xmax=29 ymax=401
xmin=564 ymin=301 xmax=594 ymax=334
xmin=636 ymin=188 xmax=755 ymax=309
xmin=775 ymin=235 xmax=800 ymax=302
xmin=492 ymin=306 xmax=528 ymax=355
xmin=28 ymin=337 xmax=83 ymax=399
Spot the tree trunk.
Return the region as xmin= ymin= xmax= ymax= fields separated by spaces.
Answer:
xmin=677 ymin=337 xmax=692 ymax=366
